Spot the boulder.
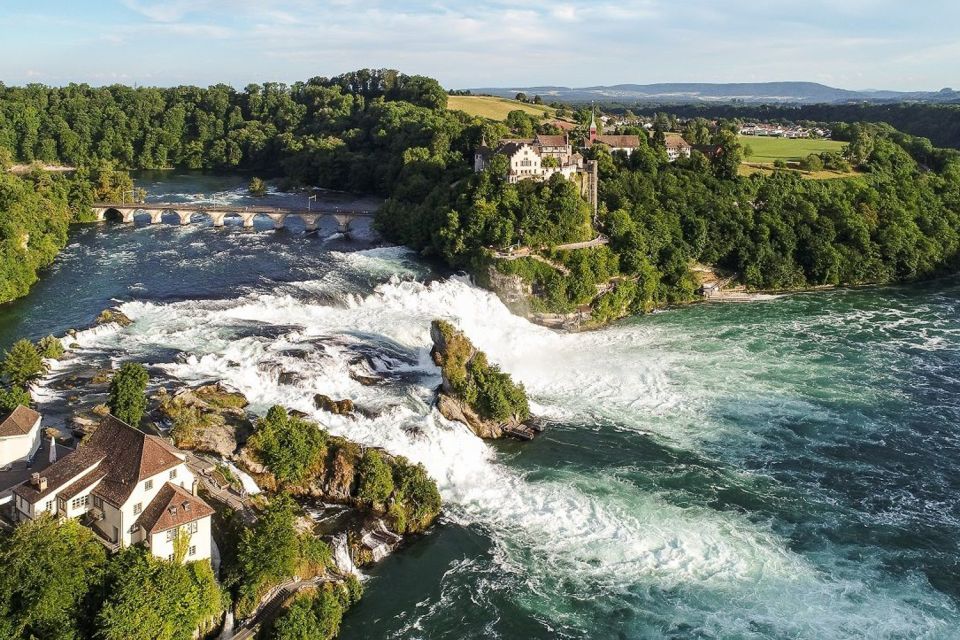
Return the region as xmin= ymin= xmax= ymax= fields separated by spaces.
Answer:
xmin=95 ymin=308 xmax=133 ymax=327
xmin=324 ymin=446 xmax=359 ymax=501
xmin=314 ymin=394 xmax=354 ymax=415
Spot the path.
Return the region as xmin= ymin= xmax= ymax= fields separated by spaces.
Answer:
xmin=231 ymin=576 xmax=327 ymax=640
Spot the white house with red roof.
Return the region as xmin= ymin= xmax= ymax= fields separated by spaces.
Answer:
xmin=12 ymin=414 xmax=213 ymax=562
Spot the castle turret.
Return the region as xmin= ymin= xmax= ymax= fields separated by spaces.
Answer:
xmin=589 ymin=107 xmax=598 ymax=142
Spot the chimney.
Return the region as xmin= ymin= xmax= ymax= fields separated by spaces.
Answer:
xmin=31 ymin=473 xmax=47 ymax=491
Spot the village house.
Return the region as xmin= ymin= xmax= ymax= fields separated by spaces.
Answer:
xmin=11 ymin=414 xmax=214 ymax=562
xmin=664 ymin=133 xmax=693 ymax=161
xmin=583 ymin=112 xmax=644 ymax=156
xmin=0 ymin=405 xmax=42 ymax=470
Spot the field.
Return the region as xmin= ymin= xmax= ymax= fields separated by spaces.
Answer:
xmin=447 ymin=95 xmax=555 ymax=121
xmin=738 ymin=135 xmax=847 ymax=164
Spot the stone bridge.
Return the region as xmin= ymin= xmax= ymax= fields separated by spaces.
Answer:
xmin=91 ymin=202 xmax=377 ymax=233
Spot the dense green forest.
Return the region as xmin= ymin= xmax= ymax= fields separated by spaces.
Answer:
xmin=0 ymin=152 xmax=136 ymax=304
xmin=2 ymin=70 xmax=960 ymax=322
xmin=625 ymin=102 xmax=960 ymax=150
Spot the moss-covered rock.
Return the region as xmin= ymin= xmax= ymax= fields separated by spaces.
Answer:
xmin=313 ymin=394 xmax=355 ymax=415
xmin=429 ymin=319 xmax=535 ymax=440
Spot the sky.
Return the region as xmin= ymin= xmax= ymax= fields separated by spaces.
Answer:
xmin=0 ymin=0 xmax=957 ymax=91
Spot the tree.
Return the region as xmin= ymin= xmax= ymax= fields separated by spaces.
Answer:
xmin=515 ymin=92 xmax=528 ymax=103
xmin=36 ymin=335 xmax=64 ymax=359
xmin=0 ymin=516 xmax=107 ymax=640
xmin=2 ymin=339 xmax=44 ymax=387
xmin=108 ymin=362 xmax=149 ymax=426
xmin=0 ymin=386 xmax=32 ymax=411
xmin=357 ymin=449 xmax=394 ymax=509
xmin=248 ymin=176 xmax=267 ymax=196
xmin=97 ymin=547 xmax=223 ymax=640
xmin=232 ymin=494 xmax=302 ymax=618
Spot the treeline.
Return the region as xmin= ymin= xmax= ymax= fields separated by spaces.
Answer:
xmin=626 ymin=102 xmax=960 ymax=150
xmin=0 ymin=70 xmax=467 ymax=196
xmin=0 ymin=153 xmax=137 ymax=304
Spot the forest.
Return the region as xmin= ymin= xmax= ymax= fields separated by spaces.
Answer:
xmin=1 ymin=70 xmax=960 ymax=322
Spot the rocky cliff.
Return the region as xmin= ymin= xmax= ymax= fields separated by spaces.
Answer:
xmin=429 ymin=319 xmax=537 ymax=440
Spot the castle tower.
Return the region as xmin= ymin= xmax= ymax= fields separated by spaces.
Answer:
xmin=589 ymin=106 xmax=598 ymax=142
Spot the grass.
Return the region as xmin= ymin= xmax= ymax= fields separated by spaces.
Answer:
xmin=738 ymin=135 xmax=847 ymax=164
xmin=739 ymin=163 xmax=863 ymax=181
xmin=447 ymin=95 xmax=556 ymax=121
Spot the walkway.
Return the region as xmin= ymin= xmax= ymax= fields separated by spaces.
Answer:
xmin=232 ymin=576 xmax=327 ymax=640
xmin=490 ymin=235 xmax=608 ymax=276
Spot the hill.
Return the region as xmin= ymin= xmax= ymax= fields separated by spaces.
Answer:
xmin=466 ymin=82 xmax=960 ymax=105
xmin=447 ymin=95 xmax=554 ymax=121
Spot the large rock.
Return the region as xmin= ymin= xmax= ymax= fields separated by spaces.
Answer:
xmin=324 ymin=446 xmax=359 ymax=501
xmin=436 ymin=393 xmax=504 ymax=439
xmin=95 ymin=308 xmax=133 ymax=327
xmin=430 ymin=319 xmax=535 ymax=440
xmin=157 ymin=384 xmax=252 ymax=457
xmin=314 ymin=394 xmax=354 ymax=415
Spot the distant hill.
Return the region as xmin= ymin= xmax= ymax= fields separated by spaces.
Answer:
xmin=466 ymin=82 xmax=960 ymax=105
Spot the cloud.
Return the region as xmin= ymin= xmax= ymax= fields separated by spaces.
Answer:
xmin=0 ymin=0 xmax=957 ymax=89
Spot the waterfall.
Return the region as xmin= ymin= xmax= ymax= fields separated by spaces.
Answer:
xmin=332 ymin=533 xmax=359 ymax=576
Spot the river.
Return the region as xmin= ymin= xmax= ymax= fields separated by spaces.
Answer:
xmin=2 ymin=172 xmax=959 ymax=639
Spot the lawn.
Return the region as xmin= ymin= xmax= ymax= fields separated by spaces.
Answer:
xmin=738 ymin=135 xmax=847 ymax=164
xmin=447 ymin=95 xmax=555 ymax=121
xmin=739 ymin=163 xmax=862 ymax=181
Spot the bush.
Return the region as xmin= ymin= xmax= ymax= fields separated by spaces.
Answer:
xmin=107 ymin=362 xmax=148 ymax=426
xmin=247 ymin=406 xmax=327 ymax=486
xmin=248 ymin=177 xmax=267 ymax=196
xmin=357 ymin=450 xmax=394 ymax=509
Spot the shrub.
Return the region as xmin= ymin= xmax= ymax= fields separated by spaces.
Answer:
xmin=247 ymin=406 xmax=327 ymax=486
xmin=357 ymin=450 xmax=395 ymax=509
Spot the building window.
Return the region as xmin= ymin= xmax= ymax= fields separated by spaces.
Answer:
xmin=45 ymin=500 xmax=53 ymax=512
xmin=169 ymin=469 xmax=177 ymax=480
xmin=144 ymin=479 xmax=153 ymax=491
xmin=165 ymin=529 xmax=176 ymax=542
xmin=187 ymin=521 xmax=198 ymax=534
xmin=93 ymin=496 xmax=103 ymax=509
xmin=70 ymin=496 xmax=88 ymax=511
xmin=189 ymin=545 xmax=196 ymax=557
xmin=167 ymin=554 xmax=174 ymax=562
xmin=133 ymin=502 xmax=142 ymax=515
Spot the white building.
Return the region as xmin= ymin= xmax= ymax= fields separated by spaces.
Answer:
xmin=12 ymin=414 xmax=214 ymax=562
xmin=0 ymin=405 xmax=42 ymax=469
xmin=474 ymin=134 xmax=582 ymax=184
xmin=664 ymin=133 xmax=693 ymax=161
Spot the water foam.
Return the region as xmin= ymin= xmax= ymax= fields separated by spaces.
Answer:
xmin=59 ymin=256 xmax=958 ymax=638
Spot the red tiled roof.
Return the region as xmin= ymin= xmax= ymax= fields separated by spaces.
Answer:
xmin=535 ymin=134 xmax=568 ymax=147
xmin=0 ymin=405 xmax=40 ymax=438
xmin=589 ymin=135 xmax=643 ymax=149
xmin=134 ymin=482 xmax=213 ymax=534
xmin=60 ymin=469 xmax=107 ymax=499
xmin=13 ymin=415 xmax=183 ymax=506
xmin=664 ymin=133 xmax=692 ymax=149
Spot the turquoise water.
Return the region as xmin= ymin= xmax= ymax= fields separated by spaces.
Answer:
xmin=2 ymin=174 xmax=959 ymax=639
